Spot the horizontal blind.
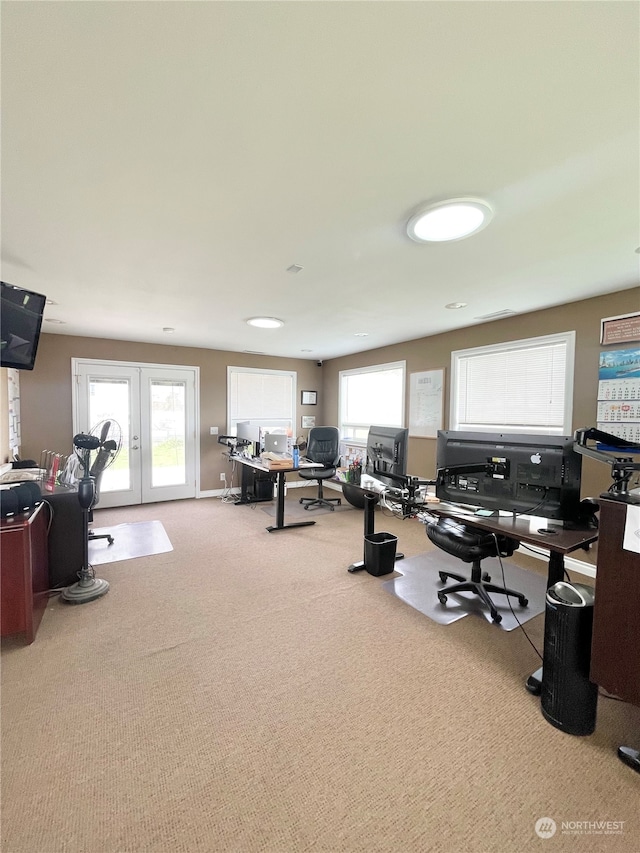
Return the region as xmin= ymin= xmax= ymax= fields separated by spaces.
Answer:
xmin=228 ymin=368 xmax=294 ymax=424
xmin=453 ymin=334 xmax=573 ymax=434
xmin=339 ymin=362 xmax=405 ymax=439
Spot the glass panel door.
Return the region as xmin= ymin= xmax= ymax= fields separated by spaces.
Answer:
xmin=73 ymin=360 xmax=198 ymax=507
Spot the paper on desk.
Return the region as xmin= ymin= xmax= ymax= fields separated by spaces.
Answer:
xmin=623 ymin=504 xmax=640 ymax=554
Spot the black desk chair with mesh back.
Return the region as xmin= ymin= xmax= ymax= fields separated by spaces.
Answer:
xmin=299 ymin=426 xmax=342 ymax=511
xmin=425 ymin=516 xmax=528 ymax=623
xmin=87 ymin=448 xmax=114 ymax=545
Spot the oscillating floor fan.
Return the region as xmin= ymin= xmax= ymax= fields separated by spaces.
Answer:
xmin=62 ymin=419 xmax=122 ymax=604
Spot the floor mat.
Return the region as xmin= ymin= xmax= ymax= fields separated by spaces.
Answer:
xmin=382 ymin=550 xmax=547 ymax=631
xmin=88 ymin=520 xmax=173 ymax=565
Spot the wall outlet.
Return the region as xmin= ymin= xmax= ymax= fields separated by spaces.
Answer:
xmin=210 ymin=426 xmax=219 ymax=435
xmin=220 ymin=473 xmax=226 ymax=482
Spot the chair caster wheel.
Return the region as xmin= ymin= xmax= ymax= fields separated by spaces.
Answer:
xmin=492 ymin=612 xmax=502 ymax=624
xmin=107 ymin=536 xmax=114 ymax=545
xmin=438 ymin=592 xmax=448 ymax=605
xmin=519 ymin=597 xmax=528 ymax=607
xmin=482 ymin=572 xmax=491 ymax=582
xmin=299 ymin=498 xmax=304 ymax=504
xmin=438 ymin=572 xmax=448 ymax=583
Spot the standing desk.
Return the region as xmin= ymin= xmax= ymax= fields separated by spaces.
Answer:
xmin=233 ymin=456 xmax=323 ymax=532
xmin=421 ymin=501 xmax=599 ymax=691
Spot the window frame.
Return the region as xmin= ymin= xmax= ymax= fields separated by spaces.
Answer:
xmin=338 ymin=360 xmax=406 ymax=444
xmin=449 ymin=331 xmax=575 ymax=435
xmin=227 ymin=366 xmax=297 ymax=435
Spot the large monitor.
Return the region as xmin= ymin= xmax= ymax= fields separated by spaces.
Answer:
xmin=366 ymin=425 xmax=409 ymax=487
xmin=236 ymin=421 xmax=262 ymax=454
xmin=435 ymin=430 xmax=583 ymax=524
xmin=1 ymin=281 xmax=47 ymax=371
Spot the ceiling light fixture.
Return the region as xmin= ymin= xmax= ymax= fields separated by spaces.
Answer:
xmin=445 ymin=302 xmax=468 ymax=310
xmin=246 ymin=317 xmax=284 ymax=329
xmin=45 ymin=318 xmax=65 ymax=324
xmin=286 ymin=264 xmax=304 ymax=274
xmin=163 ymin=327 xmax=175 ymax=333
xmin=407 ymin=198 xmax=493 ymax=243
xmin=354 ymin=332 xmax=369 ymax=337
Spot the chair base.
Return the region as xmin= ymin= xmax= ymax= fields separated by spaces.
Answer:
xmin=89 ymin=531 xmax=114 ymax=546
xmin=437 ymin=561 xmax=528 ymax=624
xmin=299 ymin=496 xmax=341 ymax=511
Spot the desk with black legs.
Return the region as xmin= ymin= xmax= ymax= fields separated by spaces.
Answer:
xmin=422 ymin=501 xmax=599 ymax=691
xmin=233 ymin=456 xmax=323 ymax=532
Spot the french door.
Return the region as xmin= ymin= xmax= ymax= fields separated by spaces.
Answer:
xmin=72 ymin=359 xmax=199 ymax=508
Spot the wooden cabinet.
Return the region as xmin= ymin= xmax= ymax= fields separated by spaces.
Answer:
xmin=1 ymin=501 xmax=49 ymax=644
xmin=590 ymin=495 xmax=640 ymax=705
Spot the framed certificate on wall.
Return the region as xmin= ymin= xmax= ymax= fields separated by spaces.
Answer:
xmin=301 ymin=390 xmax=317 ymax=405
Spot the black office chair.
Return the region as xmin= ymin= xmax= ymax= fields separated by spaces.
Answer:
xmin=425 ymin=516 xmax=528 ymax=623
xmin=299 ymin=426 xmax=342 ymax=511
xmin=87 ymin=450 xmax=114 ymax=545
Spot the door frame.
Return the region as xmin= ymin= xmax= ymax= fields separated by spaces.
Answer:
xmin=71 ymin=358 xmax=201 ymax=505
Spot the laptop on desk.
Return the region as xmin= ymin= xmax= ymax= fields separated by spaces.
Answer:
xmin=263 ymin=433 xmax=288 ymax=454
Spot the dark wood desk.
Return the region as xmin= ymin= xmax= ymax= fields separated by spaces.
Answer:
xmin=1 ymin=502 xmax=49 ymax=644
xmin=589 ymin=493 xmax=640 ymax=772
xmin=233 ymin=456 xmax=323 ymax=532
xmin=423 ymin=501 xmax=599 ymax=588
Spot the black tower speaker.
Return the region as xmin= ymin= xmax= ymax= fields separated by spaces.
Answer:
xmin=541 ymin=581 xmax=598 ymax=736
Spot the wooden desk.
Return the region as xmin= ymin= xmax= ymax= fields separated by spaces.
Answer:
xmin=1 ymin=502 xmax=49 ymax=644
xmin=233 ymin=456 xmax=323 ymax=532
xmin=423 ymin=501 xmax=599 ymax=588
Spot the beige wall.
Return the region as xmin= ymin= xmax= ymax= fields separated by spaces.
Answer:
xmin=17 ymin=286 xmax=639 ymax=499
xmin=322 ymin=286 xmax=640 ymax=501
xmin=18 ymin=338 xmax=324 ymax=492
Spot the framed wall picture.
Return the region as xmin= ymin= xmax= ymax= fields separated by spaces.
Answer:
xmin=301 ymin=390 xmax=317 ymax=405
xmin=302 ymin=415 xmax=316 ymax=428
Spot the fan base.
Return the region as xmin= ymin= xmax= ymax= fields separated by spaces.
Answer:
xmin=62 ymin=577 xmax=110 ymax=604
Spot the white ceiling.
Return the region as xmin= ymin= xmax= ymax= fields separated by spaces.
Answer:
xmin=2 ymin=2 xmax=638 ymax=361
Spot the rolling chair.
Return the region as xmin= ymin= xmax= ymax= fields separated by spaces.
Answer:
xmin=87 ymin=449 xmax=114 ymax=546
xmin=425 ymin=516 xmax=528 ymax=623
xmin=299 ymin=426 xmax=342 ymax=511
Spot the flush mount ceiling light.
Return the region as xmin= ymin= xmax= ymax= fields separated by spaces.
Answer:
xmin=445 ymin=302 xmax=467 ymax=310
xmin=246 ymin=317 xmax=284 ymax=329
xmin=407 ymin=198 xmax=493 ymax=243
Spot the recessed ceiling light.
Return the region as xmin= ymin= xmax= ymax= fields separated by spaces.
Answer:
xmin=246 ymin=317 xmax=284 ymax=329
xmin=163 ymin=327 xmax=175 ymax=333
xmin=354 ymin=332 xmax=369 ymax=337
xmin=301 ymin=349 xmax=313 ymax=352
xmin=407 ymin=198 xmax=493 ymax=243
xmin=46 ymin=299 xmax=57 ymax=305
xmin=45 ymin=318 xmax=65 ymax=324
xmin=445 ymin=302 xmax=468 ymax=310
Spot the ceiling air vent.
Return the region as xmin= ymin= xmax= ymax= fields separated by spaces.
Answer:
xmin=474 ymin=309 xmax=516 ymax=321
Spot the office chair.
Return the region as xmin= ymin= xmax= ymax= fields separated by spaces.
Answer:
xmin=87 ymin=449 xmax=114 ymax=546
xmin=425 ymin=516 xmax=528 ymax=623
xmin=299 ymin=426 xmax=342 ymax=511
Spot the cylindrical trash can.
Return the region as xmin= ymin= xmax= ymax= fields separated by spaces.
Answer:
xmin=541 ymin=581 xmax=598 ymax=736
xmin=364 ymin=532 xmax=398 ymax=576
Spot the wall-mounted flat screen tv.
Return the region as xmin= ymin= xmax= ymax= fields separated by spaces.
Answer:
xmin=1 ymin=281 xmax=47 ymax=370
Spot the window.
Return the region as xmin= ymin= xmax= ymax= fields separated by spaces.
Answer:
xmin=227 ymin=367 xmax=296 ymax=434
xmin=339 ymin=361 xmax=406 ymax=442
xmin=450 ymin=332 xmax=575 ymax=434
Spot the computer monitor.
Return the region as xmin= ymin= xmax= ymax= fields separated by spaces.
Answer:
xmin=435 ymin=430 xmax=583 ymax=524
xmin=236 ymin=421 xmax=262 ymax=454
xmin=365 ymin=425 xmax=409 ymax=488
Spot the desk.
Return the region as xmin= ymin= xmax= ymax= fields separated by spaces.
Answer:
xmin=424 ymin=502 xmax=598 ymax=589
xmin=233 ymin=456 xmax=323 ymax=532
xmin=425 ymin=501 xmax=598 ymax=692
xmin=1 ymin=502 xmax=49 ymax=644
xmin=589 ymin=493 xmax=639 ymax=772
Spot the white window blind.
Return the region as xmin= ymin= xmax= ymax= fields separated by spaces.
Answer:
xmin=339 ymin=361 xmax=406 ymax=442
xmin=451 ymin=332 xmax=575 ymax=434
xmin=227 ymin=367 xmax=295 ymax=431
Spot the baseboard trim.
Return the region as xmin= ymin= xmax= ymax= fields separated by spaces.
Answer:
xmin=521 ymin=543 xmax=596 ymax=579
